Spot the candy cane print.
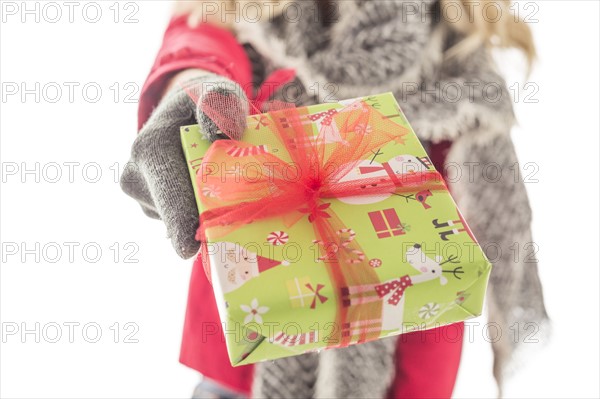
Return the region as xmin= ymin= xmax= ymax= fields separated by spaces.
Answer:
xmin=271 ymin=330 xmax=319 ymax=347
xmin=336 ymin=229 xmax=365 ymax=264
xmin=312 ymin=239 xmax=362 ymax=263
xmin=346 ymin=250 xmax=365 ymax=264
xmin=336 ymin=228 xmax=355 ymax=247
xmin=313 ymin=229 xmax=365 ymax=264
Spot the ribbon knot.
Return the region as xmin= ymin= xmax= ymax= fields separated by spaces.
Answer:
xmin=305 ymin=176 xmax=323 ymax=195
xmin=299 ymin=202 xmax=332 ymax=223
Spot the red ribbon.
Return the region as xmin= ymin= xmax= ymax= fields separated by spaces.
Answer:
xmin=196 ymin=100 xmax=447 ymax=346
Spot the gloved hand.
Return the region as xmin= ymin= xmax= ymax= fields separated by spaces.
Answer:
xmin=120 ymin=73 xmax=249 ymax=259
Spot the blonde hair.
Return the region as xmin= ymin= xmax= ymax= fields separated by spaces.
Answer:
xmin=441 ymin=0 xmax=536 ymax=68
xmin=174 ymin=0 xmax=535 ymax=66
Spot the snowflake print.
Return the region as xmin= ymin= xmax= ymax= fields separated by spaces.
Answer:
xmin=241 ymin=298 xmax=269 ymax=324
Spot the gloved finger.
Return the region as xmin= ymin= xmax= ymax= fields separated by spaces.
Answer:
xmin=120 ymin=161 xmax=160 ymax=219
xmin=134 ymin=123 xmax=201 ymax=259
xmin=193 ymin=79 xmax=250 ymax=142
xmin=129 ymin=87 xmax=201 ymax=259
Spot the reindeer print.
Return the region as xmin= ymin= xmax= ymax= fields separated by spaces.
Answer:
xmin=340 ymin=244 xmax=463 ymax=337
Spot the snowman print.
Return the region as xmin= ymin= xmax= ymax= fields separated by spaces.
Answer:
xmin=337 ymin=155 xmax=433 ymax=205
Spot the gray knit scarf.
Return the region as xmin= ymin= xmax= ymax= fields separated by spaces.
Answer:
xmin=229 ymin=1 xmax=548 ymax=397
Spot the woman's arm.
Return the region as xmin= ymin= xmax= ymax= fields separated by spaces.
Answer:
xmin=137 ymin=15 xmax=253 ymax=130
xmin=122 ymin=14 xmax=252 ymax=259
xmin=163 ymin=68 xmax=212 ymax=97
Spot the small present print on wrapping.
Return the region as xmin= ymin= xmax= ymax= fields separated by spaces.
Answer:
xmin=286 ymin=277 xmax=328 ymax=309
xmin=286 ymin=277 xmax=313 ymax=308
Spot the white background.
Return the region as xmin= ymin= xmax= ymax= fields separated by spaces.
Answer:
xmin=1 ymin=1 xmax=598 ymax=398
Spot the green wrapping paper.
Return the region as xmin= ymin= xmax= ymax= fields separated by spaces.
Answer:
xmin=180 ymin=92 xmax=491 ymax=366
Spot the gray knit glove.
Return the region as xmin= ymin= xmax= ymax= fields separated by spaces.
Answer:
xmin=121 ymin=74 xmax=249 ymax=259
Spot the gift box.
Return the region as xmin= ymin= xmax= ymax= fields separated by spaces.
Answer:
xmin=180 ymin=92 xmax=491 ymax=366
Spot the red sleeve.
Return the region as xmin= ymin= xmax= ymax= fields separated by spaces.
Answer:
xmin=428 ymin=140 xmax=452 ymax=180
xmin=138 ymin=16 xmax=253 ymax=130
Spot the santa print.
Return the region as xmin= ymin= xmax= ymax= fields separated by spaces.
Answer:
xmin=340 ymin=244 xmax=464 ymax=338
xmin=212 ymin=242 xmax=289 ymax=294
